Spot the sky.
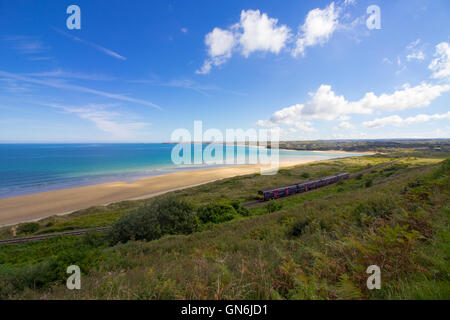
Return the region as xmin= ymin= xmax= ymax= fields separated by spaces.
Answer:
xmin=0 ymin=0 xmax=449 ymax=142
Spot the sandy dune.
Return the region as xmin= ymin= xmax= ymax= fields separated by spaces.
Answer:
xmin=0 ymin=160 xmax=315 ymax=226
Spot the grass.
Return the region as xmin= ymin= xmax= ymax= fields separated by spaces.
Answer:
xmin=0 ymin=152 xmax=449 ymax=299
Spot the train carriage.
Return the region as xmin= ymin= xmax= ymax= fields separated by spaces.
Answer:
xmin=257 ymin=172 xmax=350 ymax=201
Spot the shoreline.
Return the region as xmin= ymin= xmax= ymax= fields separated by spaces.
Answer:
xmin=0 ymin=153 xmax=369 ymax=227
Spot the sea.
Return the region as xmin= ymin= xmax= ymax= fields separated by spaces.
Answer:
xmin=0 ymin=143 xmax=365 ymax=198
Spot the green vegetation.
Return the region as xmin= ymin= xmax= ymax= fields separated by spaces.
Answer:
xmin=17 ymin=222 xmax=39 ymax=235
xmin=274 ymin=139 xmax=450 ymax=153
xmin=197 ymin=204 xmax=236 ymax=224
xmin=111 ymin=197 xmax=199 ymax=243
xmin=0 ymin=151 xmax=449 ymax=300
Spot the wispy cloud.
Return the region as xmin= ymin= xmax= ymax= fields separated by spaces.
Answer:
xmin=2 ymin=35 xmax=50 ymax=54
xmin=129 ymin=78 xmax=247 ymax=97
xmin=25 ymin=69 xmax=116 ymax=81
xmin=405 ymin=38 xmax=425 ymax=62
xmin=0 ymin=70 xmax=162 ymax=109
xmin=53 ymin=28 xmax=126 ymax=61
xmin=27 ymin=56 xmax=53 ymax=61
xmin=43 ymin=102 xmax=150 ymax=139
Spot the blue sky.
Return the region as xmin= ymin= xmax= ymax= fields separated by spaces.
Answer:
xmin=0 ymin=0 xmax=449 ymax=142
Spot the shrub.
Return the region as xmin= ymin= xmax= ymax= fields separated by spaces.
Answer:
xmin=82 ymin=231 xmax=110 ymax=247
xmin=17 ymin=223 xmax=39 ymax=234
xmin=289 ymin=217 xmax=310 ymax=237
xmin=230 ymin=200 xmax=250 ymax=217
xmin=266 ymin=201 xmax=283 ymax=213
xmin=197 ymin=204 xmax=237 ymax=224
xmin=365 ymin=179 xmax=373 ymax=188
xmin=301 ymin=172 xmax=310 ymax=179
xmin=111 ymin=197 xmax=198 ymax=243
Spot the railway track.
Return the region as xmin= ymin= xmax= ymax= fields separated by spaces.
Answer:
xmin=0 ymin=227 xmax=111 ymax=245
xmin=243 ymin=158 xmax=403 ymax=208
xmin=1 ymin=158 xmax=403 ymax=244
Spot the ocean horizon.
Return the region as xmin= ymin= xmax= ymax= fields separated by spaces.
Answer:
xmin=0 ymin=143 xmax=365 ymax=198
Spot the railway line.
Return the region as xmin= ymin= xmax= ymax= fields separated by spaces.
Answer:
xmin=0 ymin=227 xmax=111 ymax=245
xmin=0 ymin=158 xmax=403 ymax=245
xmin=243 ymin=158 xmax=403 ymax=208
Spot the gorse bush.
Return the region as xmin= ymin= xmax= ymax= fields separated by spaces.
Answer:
xmin=17 ymin=222 xmax=39 ymax=234
xmin=197 ymin=204 xmax=237 ymax=224
xmin=230 ymin=200 xmax=250 ymax=216
xmin=111 ymin=197 xmax=199 ymax=243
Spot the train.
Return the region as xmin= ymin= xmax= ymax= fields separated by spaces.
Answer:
xmin=257 ymin=172 xmax=350 ymax=201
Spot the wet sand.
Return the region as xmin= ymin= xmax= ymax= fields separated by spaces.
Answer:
xmin=0 ymin=160 xmax=315 ymax=226
xmin=0 ymin=154 xmax=367 ymax=226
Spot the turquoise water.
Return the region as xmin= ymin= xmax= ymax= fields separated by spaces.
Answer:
xmin=0 ymin=144 xmax=364 ymax=198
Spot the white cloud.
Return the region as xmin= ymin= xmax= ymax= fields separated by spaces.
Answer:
xmin=196 ymin=28 xmax=236 ymax=75
xmin=429 ymin=42 xmax=450 ymax=79
xmin=353 ymin=82 xmax=450 ymax=112
xmin=196 ymin=2 xmax=359 ymax=73
xmin=407 ymin=51 xmax=425 ymax=61
xmin=238 ymin=10 xmax=291 ymax=57
xmin=363 ymin=111 xmax=450 ymax=128
xmin=196 ymin=60 xmax=212 ymax=75
xmin=197 ymin=10 xmax=290 ymax=74
xmin=257 ymin=82 xmax=450 ymax=130
xmin=292 ymin=2 xmax=339 ymax=57
xmin=405 ymin=39 xmax=425 ymax=62
xmin=206 ymin=28 xmax=236 ymax=59
xmin=333 ymin=121 xmax=354 ymax=130
xmin=407 ymin=39 xmax=421 ymax=50
xmin=181 ymin=28 xmax=188 ymax=33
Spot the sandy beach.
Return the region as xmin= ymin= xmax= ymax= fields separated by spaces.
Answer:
xmin=0 ymin=159 xmax=325 ymax=226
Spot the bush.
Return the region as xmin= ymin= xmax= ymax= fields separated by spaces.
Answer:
xmin=197 ymin=204 xmax=237 ymax=224
xmin=82 ymin=231 xmax=110 ymax=247
xmin=289 ymin=217 xmax=310 ymax=237
xmin=266 ymin=201 xmax=283 ymax=213
xmin=230 ymin=200 xmax=250 ymax=217
xmin=365 ymin=179 xmax=373 ymax=188
xmin=301 ymin=172 xmax=310 ymax=179
xmin=111 ymin=197 xmax=198 ymax=243
xmin=17 ymin=223 xmax=39 ymax=235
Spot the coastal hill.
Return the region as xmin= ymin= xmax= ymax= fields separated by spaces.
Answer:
xmin=0 ymin=143 xmax=449 ymax=299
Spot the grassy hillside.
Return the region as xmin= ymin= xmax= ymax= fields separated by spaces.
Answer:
xmin=0 ymin=153 xmax=449 ymax=299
